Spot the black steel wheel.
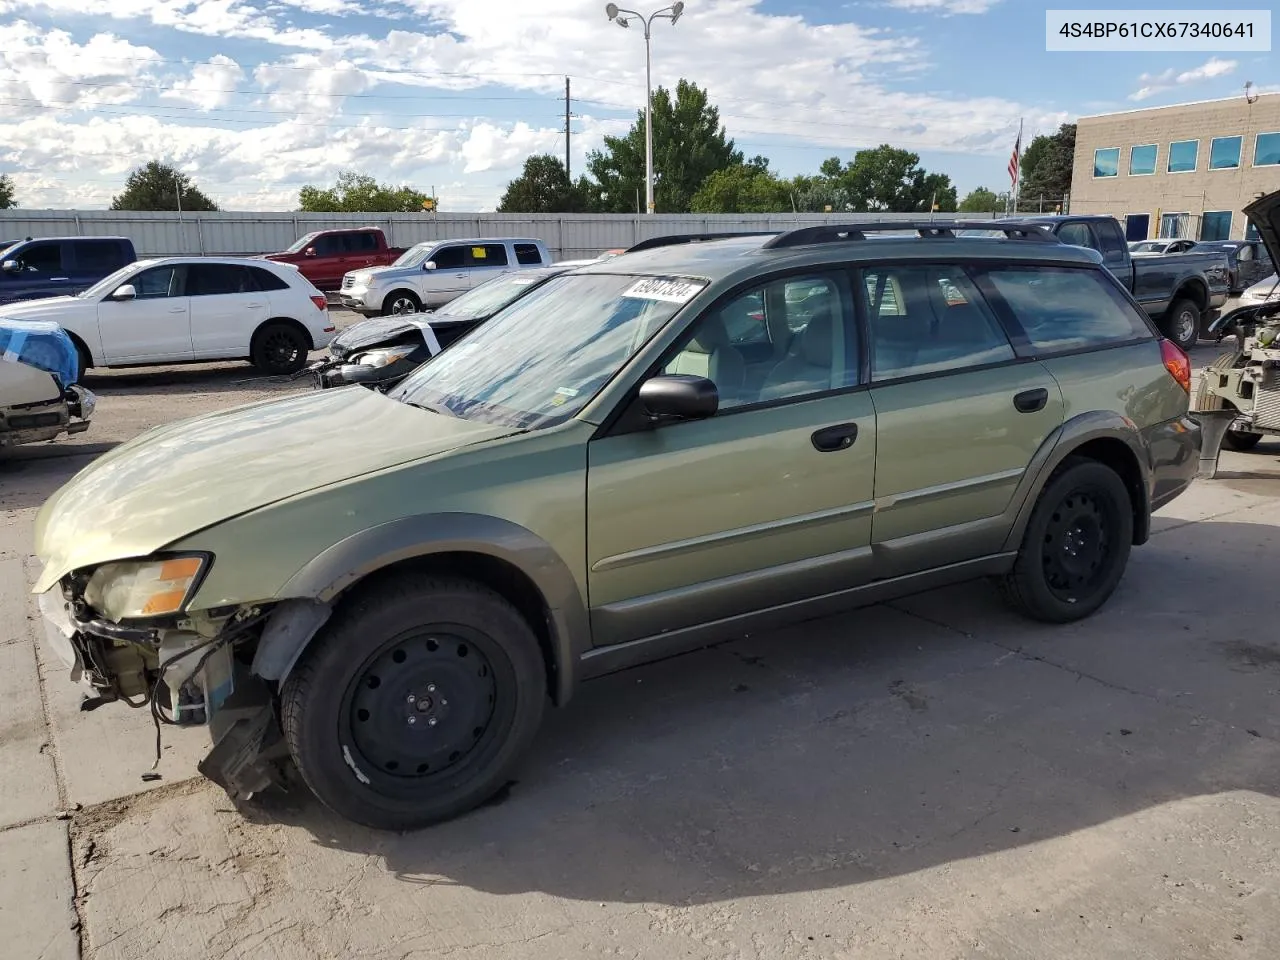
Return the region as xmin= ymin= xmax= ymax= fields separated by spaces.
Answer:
xmin=998 ymin=456 xmax=1133 ymax=623
xmin=281 ymin=576 xmax=546 ymax=830
xmin=251 ymin=322 xmax=310 ymax=374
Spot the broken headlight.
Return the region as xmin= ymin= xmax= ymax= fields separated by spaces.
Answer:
xmin=83 ymin=554 xmax=211 ymax=621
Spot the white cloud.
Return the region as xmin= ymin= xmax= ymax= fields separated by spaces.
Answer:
xmin=254 ymin=54 xmax=373 ymax=118
xmin=0 ymin=21 xmax=159 ymax=118
xmin=883 ymin=0 xmax=1002 ymax=12
xmin=161 ymin=55 xmax=244 ymax=110
xmin=1130 ymin=57 xmax=1237 ymax=102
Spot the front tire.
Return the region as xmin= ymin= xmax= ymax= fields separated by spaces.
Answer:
xmin=251 ymin=322 xmax=310 ymax=375
xmin=1164 ymin=298 xmax=1201 ymax=351
xmin=281 ymin=576 xmax=547 ymax=831
xmin=381 ymin=290 xmax=422 ymax=316
xmin=998 ymin=457 xmax=1134 ymax=623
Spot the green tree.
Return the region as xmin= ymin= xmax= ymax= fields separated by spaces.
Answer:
xmin=586 ymin=79 xmax=742 ymax=213
xmin=958 ymin=186 xmax=1006 ymax=213
xmin=691 ymin=158 xmax=791 ymax=213
xmin=823 ymin=145 xmax=956 ymax=213
xmin=110 ymin=161 xmax=218 ymax=212
xmin=0 ymin=173 xmax=15 ymax=210
xmin=298 ymin=171 xmax=431 ymax=213
xmin=1016 ymin=123 xmax=1075 ymax=211
xmin=788 ymin=171 xmax=850 ymax=213
xmin=497 ymin=154 xmax=591 ymax=213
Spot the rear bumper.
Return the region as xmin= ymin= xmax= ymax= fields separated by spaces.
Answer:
xmin=1145 ymin=414 xmax=1203 ymax=509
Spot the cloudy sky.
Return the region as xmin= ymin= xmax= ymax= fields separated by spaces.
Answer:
xmin=0 ymin=0 xmax=1272 ymax=211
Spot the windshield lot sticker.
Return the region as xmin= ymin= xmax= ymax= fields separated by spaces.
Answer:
xmin=622 ymin=278 xmax=705 ymax=304
xmin=550 ymin=386 xmax=580 ymax=407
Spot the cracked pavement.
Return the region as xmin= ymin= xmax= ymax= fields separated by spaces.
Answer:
xmin=2 ymin=339 xmax=1280 ymax=959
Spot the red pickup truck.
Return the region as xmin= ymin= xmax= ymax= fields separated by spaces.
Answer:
xmin=262 ymin=227 xmax=407 ymax=291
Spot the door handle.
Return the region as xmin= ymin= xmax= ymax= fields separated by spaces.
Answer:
xmin=168 ymin=306 xmax=186 ymax=313
xmin=455 ymin=273 xmax=467 ymax=279
xmin=50 ymin=276 xmax=69 ymax=282
xmin=811 ymin=422 xmax=859 ymax=452
xmin=1013 ymin=388 xmax=1049 ymax=413
xmin=245 ymin=302 xmax=264 ymax=308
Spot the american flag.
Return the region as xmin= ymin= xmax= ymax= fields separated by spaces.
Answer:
xmin=1008 ymin=119 xmax=1023 ymax=189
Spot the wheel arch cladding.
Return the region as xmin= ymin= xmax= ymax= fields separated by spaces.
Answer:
xmin=1004 ymin=412 xmax=1152 ymax=553
xmin=260 ymin=514 xmax=589 ymax=705
xmin=1172 ymin=280 xmax=1207 ymax=312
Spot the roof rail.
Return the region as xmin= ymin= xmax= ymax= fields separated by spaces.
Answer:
xmin=760 ymin=220 xmax=1060 ymax=249
xmin=625 ymin=231 xmax=778 ymax=253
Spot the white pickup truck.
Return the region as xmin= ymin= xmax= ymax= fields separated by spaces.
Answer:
xmin=339 ymin=237 xmax=553 ymax=316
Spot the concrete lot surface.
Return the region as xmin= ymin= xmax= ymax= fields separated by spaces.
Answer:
xmin=2 ymin=330 xmax=1279 ymax=959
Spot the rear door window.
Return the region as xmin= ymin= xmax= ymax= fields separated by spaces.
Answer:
xmin=74 ymin=240 xmax=128 ymax=273
xmin=514 ymin=243 xmax=543 ymax=265
xmin=979 ymin=265 xmax=1152 ymax=354
xmin=468 ymin=244 xmax=509 ymax=267
xmin=346 ymin=232 xmax=380 ymax=253
xmin=862 ymin=264 xmax=1014 ymax=381
xmin=187 ymin=263 xmax=254 ymax=296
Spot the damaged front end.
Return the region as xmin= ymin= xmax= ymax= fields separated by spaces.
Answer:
xmin=39 ymin=562 xmax=327 ymax=800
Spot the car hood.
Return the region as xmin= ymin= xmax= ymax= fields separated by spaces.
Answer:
xmin=0 ymin=295 xmax=87 ymax=319
xmin=330 ymin=311 xmax=474 ymax=355
xmin=1244 ymin=190 xmax=1280 ymax=270
xmin=351 ymin=264 xmax=410 ymax=283
xmin=32 ymin=387 xmax=521 ymax=592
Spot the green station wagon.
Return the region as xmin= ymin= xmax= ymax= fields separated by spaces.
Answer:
xmin=34 ymin=222 xmax=1201 ymax=830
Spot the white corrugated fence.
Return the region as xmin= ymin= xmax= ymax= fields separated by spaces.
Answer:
xmin=0 ymin=210 xmax=999 ymax=261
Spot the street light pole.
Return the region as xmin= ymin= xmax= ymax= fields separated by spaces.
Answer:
xmin=605 ymin=2 xmax=685 ymax=215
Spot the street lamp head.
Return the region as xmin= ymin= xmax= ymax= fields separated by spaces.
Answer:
xmin=605 ymin=2 xmax=619 ymax=19
xmin=670 ymin=1 xmax=684 ymax=23
xmin=615 ymin=16 xmax=629 ymax=27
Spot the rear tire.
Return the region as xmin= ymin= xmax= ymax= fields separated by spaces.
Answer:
xmin=1223 ymin=428 xmax=1263 ymax=451
xmin=281 ymin=576 xmax=547 ymax=831
xmin=998 ymin=457 xmax=1133 ymax=623
xmin=250 ymin=322 xmax=310 ymax=375
xmin=381 ymin=290 xmax=422 ymax=316
xmin=1163 ymin=298 xmax=1201 ymax=351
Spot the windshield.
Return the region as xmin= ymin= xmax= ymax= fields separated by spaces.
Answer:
xmin=389 ymin=273 xmax=706 ymax=430
xmin=77 ymin=262 xmax=144 ymax=299
xmin=285 ymin=232 xmax=321 ymax=254
xmin=393 ymin=242 xmax=436 ymax=268
xmin=436 ymin=271 xmax=555 ymax=320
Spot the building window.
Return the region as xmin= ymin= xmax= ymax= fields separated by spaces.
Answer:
xmin=1201 ymin=211 xmax=1232 ymax=241
xmin=1129 ymin=144 xmax=1157 ymax=175
xmin=1209 ymin=136 xmax=1242 ymax=170
xmin=1093 ymin=147 xmax=1120 ymax=177
xmin=1256 ymin=132 xmax=1280 ymax=166
xmin=1168 ymin=140 xmax=1198 ymax=173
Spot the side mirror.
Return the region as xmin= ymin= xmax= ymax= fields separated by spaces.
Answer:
xmin=1 ymin=260 xmax=17 ymax=273
xmin=424 ymin=261 xmax=437 ymax=271
xmin=110 ymin=284 xmax=137 ymax=301
xmin=304 ymin=247 xmax=317 ymax=257
xmin=638 ymin=374 xmax=718 ymax=423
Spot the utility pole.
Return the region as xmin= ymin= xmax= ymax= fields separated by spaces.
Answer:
xmin=565 ymin=76 xmax=571 ymax=180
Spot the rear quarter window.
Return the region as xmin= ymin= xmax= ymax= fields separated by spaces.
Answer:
xmin=980 ymin=265 xmax=1152 ymax=354
xmin=514 ymin=243 xmax=543 ymax=265
xmin=248 ymin=266 xmax=291 ymax=291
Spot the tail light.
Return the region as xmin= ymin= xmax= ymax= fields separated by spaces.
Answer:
xmin=310 ymin=294 xmax=328 ymax=312
xmin=1160 ymin=338 xmax=1190 ymax=393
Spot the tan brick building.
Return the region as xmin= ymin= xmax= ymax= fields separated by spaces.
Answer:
xmin=1069 ymin=92 xmax=1280 ymax=242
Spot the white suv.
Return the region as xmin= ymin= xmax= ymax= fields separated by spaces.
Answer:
xmin=0 ymin=257 xmax=335 ymax=376
xmin=340 ymin=237 xmax=552 ymax=316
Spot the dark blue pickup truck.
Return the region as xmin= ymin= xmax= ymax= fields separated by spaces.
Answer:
xmin=0 ymin=237 xmax=137 ymax=306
